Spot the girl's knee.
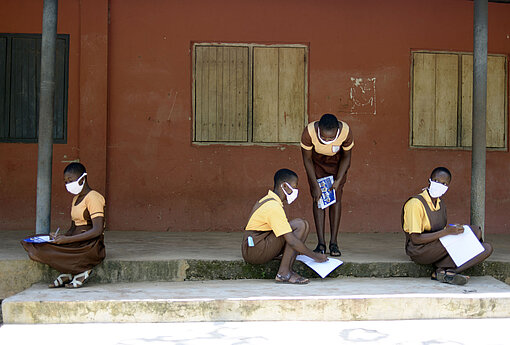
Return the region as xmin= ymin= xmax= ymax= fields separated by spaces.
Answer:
xmin=290 ymin=218 xmax=309 ymax=238
xmin=484 ymin=242 xmax=493 ymax=256
xmin=301 ymin=218 xmax=310 ymax=233
xmin=289 ymin=218 xmax=305 ymax=230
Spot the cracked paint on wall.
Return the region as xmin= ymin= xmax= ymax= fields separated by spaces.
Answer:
xmin=350 ymin=77 xmax=376 ymax=115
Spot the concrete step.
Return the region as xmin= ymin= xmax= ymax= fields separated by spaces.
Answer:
xmin=4 ymin=231 xmax=510 ymax=304
xmin=3 ymin=276 xmax=510 ymax=324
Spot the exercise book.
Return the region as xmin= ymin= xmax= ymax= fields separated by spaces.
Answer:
xmin=23 ymin=235 xmax=54 ymax=243
xmin=317 ymin=175 xmax=336 ymax=209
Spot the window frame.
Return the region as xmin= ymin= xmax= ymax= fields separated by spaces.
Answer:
xmin=409 ymin=50 xmax=508 ymax=151
xmin=191 ymin=42 xmax=309 ymax=146
xmin=0 ymin=33 xmax=69 ymax=144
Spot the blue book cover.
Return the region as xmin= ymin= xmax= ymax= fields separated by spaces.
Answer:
xmin=317 ymin=175 xmax=336 ymax=209
xmin=23 ymin=235 xmax=53 ymax=243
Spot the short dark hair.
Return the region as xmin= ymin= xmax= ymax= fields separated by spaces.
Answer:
xmin=64 ymin=162 xmax=86 ymax=176
xmin=274 ymin=168 xmax=298 ymax=189
xmin=318 ymin=113 xmax=339 ymax=131
xmin=430 ymin=166 xmax=451 ymax=179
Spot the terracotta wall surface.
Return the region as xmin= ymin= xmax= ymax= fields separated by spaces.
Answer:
xmin=0 ymin=0 xmax=108 ymax=230
xmin=1 ymin=0 xmax=509 ymax=233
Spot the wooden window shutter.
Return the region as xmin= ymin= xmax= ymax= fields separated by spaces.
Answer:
xmin=194 ymin=46 xmax=249 ymax=142
xmin=253 ymin=47 xmax=306 ymax=143
xmin=461 ymin=55 xmax=507 ymax=148
xmin=411 ymin=52 xmax=458 ymax=147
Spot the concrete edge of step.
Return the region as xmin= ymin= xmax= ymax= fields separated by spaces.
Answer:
xmin=4 ymin=290 xmax=510 ymax=324
xmin=1 ymin=259 xmax=510 ymax=304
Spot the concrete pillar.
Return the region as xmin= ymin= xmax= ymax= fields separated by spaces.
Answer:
xmin=35 ymin=0 xmax=58 ymax=234
xmin=470 ymin=0 xmax=488 ymax=238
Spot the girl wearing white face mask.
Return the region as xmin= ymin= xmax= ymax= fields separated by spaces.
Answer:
xmin=21 ymin=162 xmax=106 ymax=289
xmin=402 ymin=167 xmax=493 ymax=286
xmin=242 ymin=169 xmax=327 ymax=284
xmin=301 ymin=113 xmax=354 ymax=257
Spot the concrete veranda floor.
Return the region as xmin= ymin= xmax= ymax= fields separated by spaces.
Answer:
xmin=2 ymin=230 xmax=510 ymax=263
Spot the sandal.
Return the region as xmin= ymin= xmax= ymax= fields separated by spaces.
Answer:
xmin=48 ymin=273 xmax=73 ymax=288
xmin=290 ymin=272 xmax=310 ymax=284
xmin=431 ymin=268 xmax=446 ymax=281
xmin=329 ymin=243 xmax=341 ymax=257
xmin=275 ymin=272 xmax=310 ymax=284
xmin=437 ymin=269 xmax=468 ymax=286
xmin=313 ymin=243 xmax=326 ymax=254
xmin=65 ymin=269 xmax=92 ymax=289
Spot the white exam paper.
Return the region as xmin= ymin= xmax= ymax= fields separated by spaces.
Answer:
xmin=296 ymin=255 xmax=343 ymax=278
xmin=439 ymin=225 xmax=484 ymax=267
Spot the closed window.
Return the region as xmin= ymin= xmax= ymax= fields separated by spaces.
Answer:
xmin=193 ymin=43 xmax=308 ymax=143
xmin=411 ymin=51 xmax=507 ymax=149
xmin=0 ymin=33 xmax=69 ymax=143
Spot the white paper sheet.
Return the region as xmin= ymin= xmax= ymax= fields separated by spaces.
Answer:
xmin=296 ymin=255 xmax=343 ymax=278
xmin=439 ymin=225 xmax=484 ymax=267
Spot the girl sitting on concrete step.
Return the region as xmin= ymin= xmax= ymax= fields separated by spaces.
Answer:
xmin=402 ymin=166 xmax=493 ymax=285
xmin=242 ymin=168 xmax=327 ymax=284
xmin=21 ymin=162 xmax=106 ymax=288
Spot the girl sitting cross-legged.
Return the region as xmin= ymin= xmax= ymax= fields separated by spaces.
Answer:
xmin=22 ymin=162 xmax=106 ymax=288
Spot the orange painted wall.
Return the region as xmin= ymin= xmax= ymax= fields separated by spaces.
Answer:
xmin=1 ymin=0 xmax=510 ymax=233
xmin=0 ymin=0 xmax=108 ymax=230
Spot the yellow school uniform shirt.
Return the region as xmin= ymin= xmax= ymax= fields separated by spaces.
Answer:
xmin=71 ymin=190 xmax=106 ymax=226
xmin=403 ymin=190 xmax=442 ymax=234
xmin=245 ymin=190 xmax=293 ymax=237
xmin=300 ymin=121 xmax=354 ymax=156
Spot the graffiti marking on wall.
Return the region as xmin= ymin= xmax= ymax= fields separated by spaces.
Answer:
xmin=350 ymin=77 xmax=376 ymax=115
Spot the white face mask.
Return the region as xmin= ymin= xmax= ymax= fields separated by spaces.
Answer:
xmin=66 ymin=172 xmax=87 ymax=195
xmin=428 ymin=179 xmax=448 ymax=198
xmin=282 ymin=182 xmax=299 ymax=204
xmin=318 ymin=127 xmax=340 ymax=145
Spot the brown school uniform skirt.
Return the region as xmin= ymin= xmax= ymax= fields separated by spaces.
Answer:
xmin=241 ymin=230 xmax=286 ymax=264
xmin=312 ymin=150 xmax=347 ymax=186
xmin=405 ymin=233 xmax=455 ymax=269
xmin=21 ymin=234 xmax=106 ymax=275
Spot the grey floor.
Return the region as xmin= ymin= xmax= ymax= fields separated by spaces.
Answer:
xmin=3 ymin=230 xmax=510 ymax=263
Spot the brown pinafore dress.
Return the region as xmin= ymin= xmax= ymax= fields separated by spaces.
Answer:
xmin=241 ymin=198 xmax=287 ymax=265
xmin=21 ymin=192 xmax=106 ymax=275
xmin=402 ymin=194 xmax=455 ymax=268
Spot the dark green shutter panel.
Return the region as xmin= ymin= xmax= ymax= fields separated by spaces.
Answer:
xmin=0 ymin=33 xmax=68 ymax=143
xmin=0 ymin=37 xmax=7 ymax=138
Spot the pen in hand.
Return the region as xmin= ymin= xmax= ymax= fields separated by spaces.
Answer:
xmin=53 ymin=227 xmax=60 ymax=240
